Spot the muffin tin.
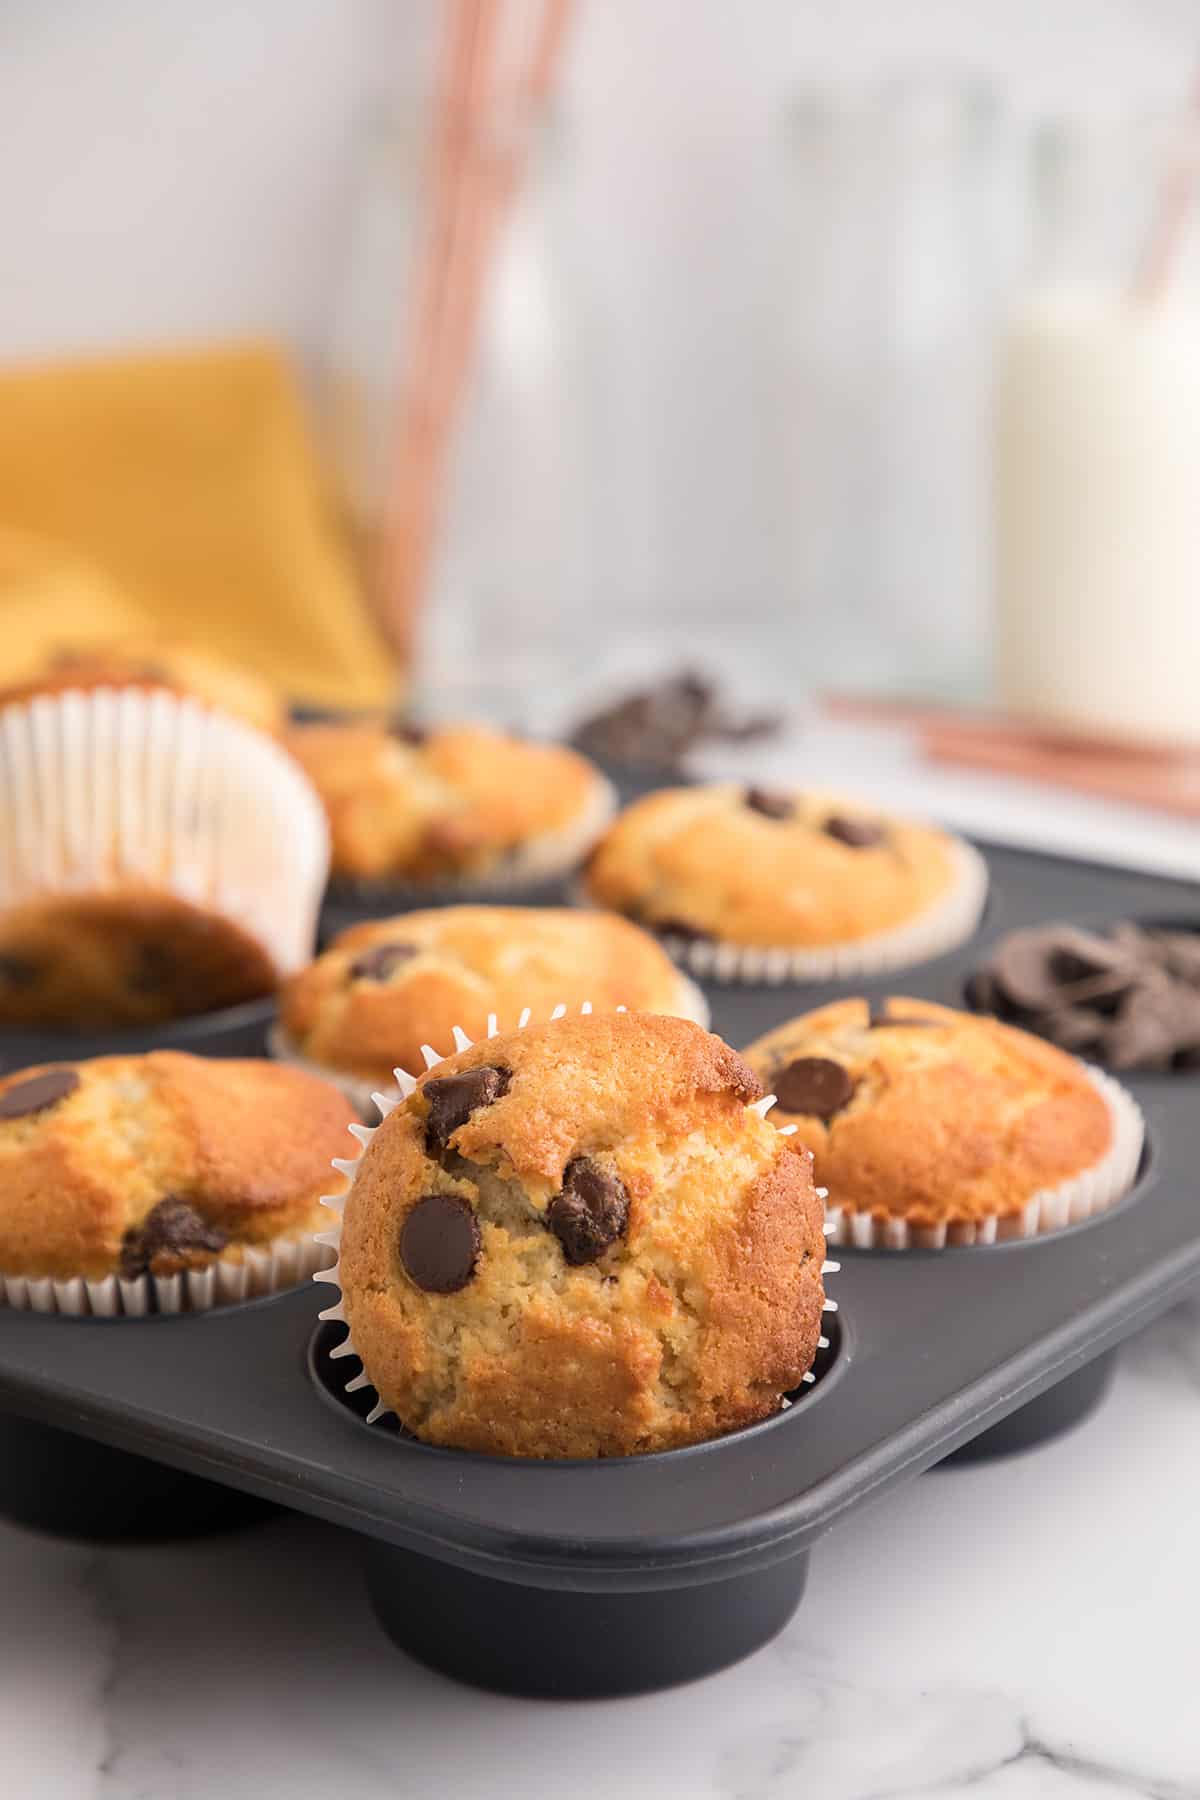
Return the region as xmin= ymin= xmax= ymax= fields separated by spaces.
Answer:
xmin=1 ymin=839 xmax=1198 ymax=1698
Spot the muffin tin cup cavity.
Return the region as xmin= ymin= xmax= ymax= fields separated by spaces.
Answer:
xmin=824 ymin=1066 xmax=1144 ymax=1250
xmin=0 ymin=1232 xmax=330 ymax=1319
xmin=309 ymin=1312 xmax=844 ymax=1452
xmin=0 ymin=687 xmax=329 ymax=987
xmin=576 ymin=838 xmax=989 ymax=987
xmin=362 ymin=1534 xmax=811 ymax=1698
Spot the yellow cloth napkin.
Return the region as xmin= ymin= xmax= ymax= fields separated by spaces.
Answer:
xmin=0 ymin=342 xmax=394 ymax=711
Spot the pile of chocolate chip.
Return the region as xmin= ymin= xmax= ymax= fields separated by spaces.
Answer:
xmin=569 ymin=671 xmax=782 ymax=771
xmin=966 ymin=922 xmax=1200 ymax=1071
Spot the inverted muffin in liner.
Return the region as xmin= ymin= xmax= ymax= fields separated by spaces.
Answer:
xmin=326 ymin=771 xmax=618 ymax=911
xmin=313 ymin=1002 xmax=840 ymax=1429
xmin=0 ymin=687 xmax=329 ymax=979
xmin=266 ymin=973 xmax=712 ymax=1119
xmin=816 ymin=1064 xmax=1144 ymax=1251
xmin=0 ymin=1230 xmax=330 ymax=1318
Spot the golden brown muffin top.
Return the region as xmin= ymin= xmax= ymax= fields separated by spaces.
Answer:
xmin=583 ymin=785 xmax=962 ymax=948
xmin=0 ymin=637 xmax=283 ymax=736
xmin=337 ymin=1011 xmax=826 ymax=1457
xmin=742 ymin=996 xmax=1113 ymax=1229
xmin=279 ymin=905 xmax=705 ymax=1085
xmin=0 ymin=1051 xmax=354 ymax=1279
xmin=282 ymin=721 xmax=610 ymax=882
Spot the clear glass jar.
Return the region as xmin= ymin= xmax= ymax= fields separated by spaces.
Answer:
xmin=993 ymin=108 xmax=1200 ymax=743
xmin=774 ymin=75 xmax=1013 ymax=701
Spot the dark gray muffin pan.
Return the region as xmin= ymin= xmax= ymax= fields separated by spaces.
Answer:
xmin=0 ymin=842 xmax=1197 ymax=1698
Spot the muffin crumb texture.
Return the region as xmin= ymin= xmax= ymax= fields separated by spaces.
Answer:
xmin=336 ymin=1012 xmax=826 ymax=1457
xmin=0 ymin=1052 xmax=355 ymax=1281
xmin=742 ymin=997 xmax=1115 ymax=1234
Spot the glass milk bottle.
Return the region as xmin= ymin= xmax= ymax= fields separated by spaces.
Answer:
xmin=994 ymin=109 xmax=1200 ymax=743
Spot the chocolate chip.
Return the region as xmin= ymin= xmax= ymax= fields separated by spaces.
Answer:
xmin=824 ymin=815 xmax=885 ymax=849
xmin=119 ymin=1196 xmax=228 ymax=1280
xmin=399 ymin=1193 xmax=481 ymax=1293
xmin=389 ymin=720 xmax=428 ymax=747
xmin=546 ymin=1158 xmax=629 ymax=1265
xmin=0 ymin=1068 xmax=80 ymax=1120
xmin=349 ymin=942 xmax=418 ymax=982
xmin=423 ymin=1064 xmax=510 ymax=1151
xmin=0 ymin=954 xmax=37 ymax=990
xmin=652 ymin=916 xmax=709 ymax=943
xmin=866 ymin=999 xmax=940 ymax=1029
xmin=129 ymin=941 xmax=175 ymax=994
xmin=773 ymin=1056 xmax=855 ymax=1120
xmin=744 ymin=787 xmax=795 ymax=822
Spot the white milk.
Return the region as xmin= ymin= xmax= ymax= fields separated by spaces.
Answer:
xmin=994 ymin=286 xmax=1200 ymax=744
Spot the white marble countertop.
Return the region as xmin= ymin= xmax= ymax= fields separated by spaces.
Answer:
xmin=5 ymin=735 xmax=1200 ymax=1800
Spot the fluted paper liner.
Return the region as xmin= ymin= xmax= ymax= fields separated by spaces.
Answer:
xmin=0 ymin=688 xmax=329 ymax=980
xmin=267 ymin=972 xmax=712 ymax=1120
xmin=0 ymin=1230 xmax=329 ymax=1318
xmin=822 ymin=1065 xmax=1144 ymax=1250
xmin=314 ymin=1002 xmax=839 ymax=1428
xmin=580 ymin=835 xmax=988 ymax=986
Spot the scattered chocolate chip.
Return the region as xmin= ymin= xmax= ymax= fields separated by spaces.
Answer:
xmin=400 ymin=1193 xmax=481 ymax=1293
xmin=773 ymin=1056 xmax=855 ymax=1119
xmin=349 ymin=942 xmax=418 ymax=982
xmin=546 ymin=1157 xmax=629 ymax=1265
xmin=119 ymin=1196 xmax=228 ymax=1279
xmin=0 ymin=1068 xmax=80 ymax=1120
xmin=389 ymin=720 xmax=429 ymax=747
xmin=744 ymin=787 xmax=795 ymax=822
xmin=824 ymin=815 xmax=885 ymax=849
xmin=568 ymin=670 xmax=783 ymax=772
xmin=423 ymin=1064 xmax=511 ymax=1151
xmin=968 ymin=920 xmax=1200 ymax=1073
xmin=0 ymin=954 xmax=37 ymax=990
xmin=129 ymin=941 xmax=176 ymax=994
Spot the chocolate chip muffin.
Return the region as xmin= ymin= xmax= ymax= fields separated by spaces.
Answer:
xmin=742 ymin=997 xmax=1143 ymax=1248
xmin=328 ymin=1011 xmax=828 ymax=1456
xmin=0 ymin=892 xmax=279 ymax=1029
xmin=0 ymin=636 xmax=283 ymax=735
xmin=275 ymin=905 xmax=709 ymax=1111
xmin=283 ymin=721 xmax=614 ymax=887
xmin=0 ymin=1051 xmax=355 ymax=1314
xmin=582 ymin=786 xmax=987 ymax=981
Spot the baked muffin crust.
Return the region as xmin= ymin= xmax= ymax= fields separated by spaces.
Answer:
xmin=283 ymin=721 xmax=611 ymax=883
xmin=279 ymin=905 xmax=707 ymax=1086
xmin=0 ymin=1051 xmax=355 ymax=1279
xmin=338 ymin=1012 xmax=826 ymax=1456
xmin=584 ymin=786 xmax=964 ymax=948
xmin=742 ymin=996 xmax=1114 ymax=1234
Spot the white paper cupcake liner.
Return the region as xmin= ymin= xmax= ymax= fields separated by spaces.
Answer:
xmin=328 ymin=772 xmax=617 ymax=907
xmin=268 ymin=972 xmax=711 ymax=1120
xmin=0 ymin=688 xmax=330 ymax=977
xmin=313 ymin=1002 xmax=839 ymax=1426
xmin=816 ymin=1065 xmax=1143 ymax=1250
xmin=645 ymin=836 xmax=989 ymax=985
xmin=0 ymin=1229 xmax=330 ymax=1318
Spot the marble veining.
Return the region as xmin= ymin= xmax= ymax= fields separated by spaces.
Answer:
xmin=2 ymin=1293 xmax=1198 ymax=1800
